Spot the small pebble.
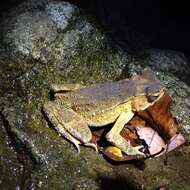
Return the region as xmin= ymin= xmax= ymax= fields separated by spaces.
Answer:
xmin=184 ymin=125 xmax=190 ymax=133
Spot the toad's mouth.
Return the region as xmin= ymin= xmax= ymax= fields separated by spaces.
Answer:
xmin=90 ymin=93 xmax=186 ymax=161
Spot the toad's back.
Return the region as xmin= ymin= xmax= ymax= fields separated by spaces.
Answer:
xmin=61 ymin=79 xmax=136 ymax=110
xmin=61 ymin=71 xmax=162 ymax=109
xmin=55 ymin=70 xmax=163 ymax=126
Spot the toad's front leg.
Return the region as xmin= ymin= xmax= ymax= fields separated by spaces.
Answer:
xmin=106 ymin=111 xmax=145 ymax=156
xmin=43 ymin=102 xmax=97 ymax=153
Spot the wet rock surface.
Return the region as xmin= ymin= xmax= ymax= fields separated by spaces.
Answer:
xmin=0 ymin=1 xmax=190 ymax=189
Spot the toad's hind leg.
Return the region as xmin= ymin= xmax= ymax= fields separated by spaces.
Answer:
xmin=106 ymin=111 xmax=144 ymax=156
xmin=43 ymin=102 xmax=97 ymax=153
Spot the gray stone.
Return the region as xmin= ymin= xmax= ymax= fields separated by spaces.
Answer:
xmin=136 ymin=49 xmax=190 ymax=84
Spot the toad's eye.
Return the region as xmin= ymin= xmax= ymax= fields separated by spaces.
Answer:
xmin=145 ymin=86 xmax=160 ymax=102
xmin=147 ymin=94 xmax=159 ymax=102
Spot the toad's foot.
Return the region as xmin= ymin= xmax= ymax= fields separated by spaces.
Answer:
xmin=84 ymin=143 xmax=98 ymax=152
xmin=107 ymin=134 xmax=145 ymax=155
xmin=106 ymin=111 xmax=145 ymax=156
xmin=123 ymin=144 xmax=145 ymax=156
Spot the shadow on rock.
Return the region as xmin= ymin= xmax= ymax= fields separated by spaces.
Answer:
xmin=97 ymin=175 xmax=142 ymax=190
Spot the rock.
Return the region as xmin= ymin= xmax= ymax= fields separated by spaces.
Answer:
xmin=136 ymin=49 xmax=190 ymax=84
xmin=184 ymin=125 xmax=190 ymax=134
xmin=0 ymin=0 xmax=190 ymax=190
xmin=0 ymin=114 xmax=31 ymax=190
xmin=0 ymin=0 xmax=125 ymax=82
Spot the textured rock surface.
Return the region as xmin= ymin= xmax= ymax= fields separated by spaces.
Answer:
xmin=0 ymin=1 xmax=190 ymax=190
xmin=136 ymin=49 xmax=190 ymax=84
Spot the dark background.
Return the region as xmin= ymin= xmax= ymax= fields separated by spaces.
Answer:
xmin=1 ymin=0 xmax=190 ymax=57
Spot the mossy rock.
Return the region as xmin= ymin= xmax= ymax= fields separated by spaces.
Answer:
xmin=0 ymin=1 xmax=190 ymax=190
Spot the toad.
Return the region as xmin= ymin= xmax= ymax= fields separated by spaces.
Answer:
xmin=43 ymin=70 xmax=165 ymax=155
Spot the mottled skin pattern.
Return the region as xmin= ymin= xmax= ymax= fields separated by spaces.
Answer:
xmin=43 ymin=70 xmax=165 ymax=155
